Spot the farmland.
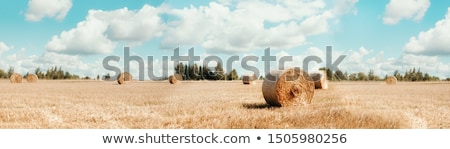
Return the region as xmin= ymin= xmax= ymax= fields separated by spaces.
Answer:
xmin=0 ymin=80 xmax=449 ymax=129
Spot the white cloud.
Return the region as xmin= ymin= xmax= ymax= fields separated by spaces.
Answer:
xmin=45 ymin=1 xmax=360 ymax=55
xmin=404 ymin=8 xmax=450 ymax=56
xmin=103 ymin=5 xmax=165 ymax=42
xmin=0 ymin=42 xmax=12 ymax=55
xmin=330 ymin=46 xmax=450 ymax=78
xmin=46 ymin=5 xmax=165 ymax=55
xmin=332 ymin=0 xmax=359 ymax=15
xmin=46 ymin=14 xmax=116 ymax=55
xmin=383 ymin=0 xmax=430 ymax=25
xmin=394 ymin=54 xmax=450 ymax=78
xmin=25 ymin=0 xmax=72 ymax=22
xmin=161 ymin=0 xmax=356 ymax=54
xmin=0 ymin=49 xmax=108 ymax=78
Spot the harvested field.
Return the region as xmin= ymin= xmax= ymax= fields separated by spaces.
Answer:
xmin=0 ymin=80 xmax=449 ymax=129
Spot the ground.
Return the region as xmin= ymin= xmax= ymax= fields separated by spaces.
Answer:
xmin=0 ymin=80 xmax=449 ymax=129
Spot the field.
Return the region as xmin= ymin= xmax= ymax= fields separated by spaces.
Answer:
xmin=0 ymin=80 xmax=449 ymax=129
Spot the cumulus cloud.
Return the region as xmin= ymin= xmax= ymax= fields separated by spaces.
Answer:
xmin=46 ymin=5 xmax=165 ymax=55
xmin=25 ymin=0 xmax=72 ymax=22
xmin=404 ymin=8 xmax=450 ymax=56
xmin=46 ymin=16 xmax=116 ymax=55
xmin=45 ymin=1 xmax=360 ymax=55
xmin=383 ymin=0 xmax=430 ymax=25
xmin=0 ymin=42 xmax=12 ymax=55
xmin=332 ymin=0 xmax=359 ymax=15
xmin=161 ymin=1 xmax=353 ymax=53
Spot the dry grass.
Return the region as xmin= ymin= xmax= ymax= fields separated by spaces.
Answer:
xmin=0 ymin=80 xmax=449 ymax=129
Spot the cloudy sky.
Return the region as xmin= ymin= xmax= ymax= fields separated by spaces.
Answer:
xmin=0 ymin=0 xmax=449 ymax=79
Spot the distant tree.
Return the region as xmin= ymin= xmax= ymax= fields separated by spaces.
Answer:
xmin=97 ymin=74 xmax=100 ymax=80
xmin=326 ymin=68 xmax=332 ymax=81
xmin=348 ymin=73 xmax=357 ymax=81
xmin=368 ymin=69 xmax=375 ymax=81
xmin=7 ymin=66 xmax=14 ymax=78
xmin=227 ymin=69 xmax=239 ymax=80
xmin=259 ymin=75 xmax=264 ymax=80
xmin=202 ymin=65 xmax=215 ymax=80
xmin=104 ymin=73 xmax=111 ymax=80
xmin=24 ymin=72 xmax=29 ymax=78
xmin=0 ymin=69 xmax=7 ymax=78
xmin=335 ymin=70 xmax=347 ymax=81
xmin=214 ymin=62 xmax=225 ymax=80
xmin=357 ymin=72 xmax=368 ymax=81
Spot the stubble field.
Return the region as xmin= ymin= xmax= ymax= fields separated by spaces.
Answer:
xmin=0 ymin=80 xmax=449 ymax=129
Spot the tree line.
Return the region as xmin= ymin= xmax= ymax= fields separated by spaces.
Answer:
xmin=0 ymin=66 xmax=81 ymax=80
xmin=174 ymin=62 xmax=240 ymax=81
xmin=324 ymin=67 xmax=445 ymax=81
xmin=171 ymin=64 xmax=447 ymax=82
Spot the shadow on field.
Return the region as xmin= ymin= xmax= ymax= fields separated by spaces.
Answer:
xmin=242 ymin=103 xmax=275 ymax=109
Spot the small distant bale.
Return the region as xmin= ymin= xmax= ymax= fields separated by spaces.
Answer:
xmin=26 ymin=74 xmax=38 ymax=83
xmin=10 ymin=73 xmax=23 ymax=83
xmin=169 ymin=74 xmax=183 ymax=84
xmin=309 ymin=70 xmax=328 ymax=89
xmin=262 ymin=67 xmax=315 ymax=107
xmin=386 ymin=76 xmax=397 ymax=85
xmin=117 ymin=72 xmax=133 ymax=85
xmin=242 ymin=74 xmax=256 ymax=85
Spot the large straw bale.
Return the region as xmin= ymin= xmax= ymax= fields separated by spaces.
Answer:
xmin=309 ymin=70 xmax=328 ymax=89
xmin=10 ymin=73 xmax=22 ymax=83
xmin=262 ymin=67 xmax=315 ymax=107
xmin=169 ymin=74 xmax=183 ymax=84
xmin=26 ymin=74 xmax=38 ymax=83
xmin=117 ymin=72 xmax=133 ymax=85
xmin=386 ymin=76 xmax=397 ymax=85
xmin=242 ymin=74 xmax=256 ymax=85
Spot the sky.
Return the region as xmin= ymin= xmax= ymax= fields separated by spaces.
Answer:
xmin=0 ymin=0 xmax=449 ymax=80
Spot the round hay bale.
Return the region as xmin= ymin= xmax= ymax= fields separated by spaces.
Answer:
xmin=262 ymin=67 xmax=315 ymax=107
xmin=117 ymin=72 xmax=133 ymax=85
xmin=10 ymin=73 xmax=23 ymax=83
xmin=386 ymin=76 xmax=397 ymax=85
xmin=242 ymin=74 xmax=256 ymax=85
xmin=169 ymin=74 xmax=183 ymax=84
xmin=26 ymin=74 xmax=38 ymax=83
xmin=309 ymin=70 xmax=328 ymax=89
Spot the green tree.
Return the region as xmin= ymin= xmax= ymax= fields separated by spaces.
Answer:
xmin=227 ymin=69 xmax=239 ymax=80
xmin=7 ymin=66 xmax=14 ymax=78
xmin=24 ymin=72 xmax=29 ymax=78
xmin=326 ymin=68 xmax=332 ymax=81
xmin=104 ymin=73 xmax=111 ymax=80
xmin=423 ymin=73 xmax=431 ymax=81
xmin=335 ymin=70 xmax=347 ymax=81
xmin=348 ymin=73 xmax=357 ymax=81
xmin=357 ymin=72 xmax=368 ymax=81
xmin=0 ymin=69 xmax=7 ymax=78
xmin=214 ymin=62 xmax=225 ymax=80
xmin=64 ymin=72 xmax=72 ymax=79
xmin=368 ymin=69 xmax=375 ymax=81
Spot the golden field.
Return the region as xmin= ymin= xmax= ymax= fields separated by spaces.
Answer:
xmin=0 ymin=80 xmax=449 ymax=129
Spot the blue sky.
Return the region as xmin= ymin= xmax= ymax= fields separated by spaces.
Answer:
xmin=0 ymin=0 xmax=449 ymax=79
